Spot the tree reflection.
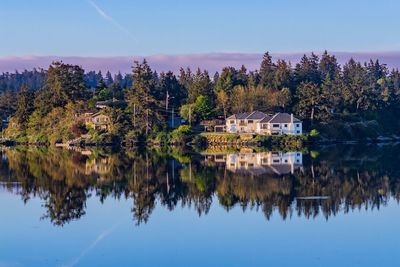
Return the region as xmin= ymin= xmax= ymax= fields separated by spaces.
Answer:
xmin=0 ymin=145 xmax=399 ymax=226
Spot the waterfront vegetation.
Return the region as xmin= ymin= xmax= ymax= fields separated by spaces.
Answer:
xmin=1 ymin=144 xmax=399 ymax=226
xmin=1 ymin=51 xmax=400 ymax=146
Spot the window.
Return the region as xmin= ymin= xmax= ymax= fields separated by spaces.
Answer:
xmin=230 ymin=120 xmax=235 ymax=124
xmin=284 ymin=124 xmax=288 ymax=127
xmin=296 ymin=124 xmax=300 ymax=128
xmin=296 ymin=130 xmax=300 ymax=134
xmin=285 ymin=160 xmax=288 ymax=163
xmin=272 ymin=124 xmax=280 ymax=128
xmin=273 ymin=159 xmax=280 ymax=163
xmin=248 ymin=120 xmax=253 ymax=123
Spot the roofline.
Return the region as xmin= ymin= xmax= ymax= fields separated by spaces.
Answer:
xmin=244 ymin=111 xmax=256 ymax=119
xmin=267 ymin=113 xmax=279 ymax=123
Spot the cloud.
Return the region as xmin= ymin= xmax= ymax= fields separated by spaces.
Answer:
xmin=2 ymin=52 xmax=400 ymax=75
xmin=87 ymin=0 xmax=134 ymax=38
xmin=60 ymin=223 xmax=120 ymax=267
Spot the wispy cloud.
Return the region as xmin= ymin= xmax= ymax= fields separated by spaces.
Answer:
xmin=87 ymin=0 xmax=134 ymax=38
xmin=60 ymin=223 xmax=121 ymax=267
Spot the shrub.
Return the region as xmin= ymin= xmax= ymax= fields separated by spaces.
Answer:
xmin=309 ymin=129 xmax=320 ymax=137
xmin=170 ymin=125 xmax=192 ymax=144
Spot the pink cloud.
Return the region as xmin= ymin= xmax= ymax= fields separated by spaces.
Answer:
xmin=1 ymin=52 xmax=400 ymax=75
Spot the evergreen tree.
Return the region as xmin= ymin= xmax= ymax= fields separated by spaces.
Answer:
xmin=125 ymin=60 xmax=163 ymax=136
xmin=319 ymin=51 xmax=340 ymax=81
xmin=34 ymin=62 xmax=89 ymax=115
xmin=295 ymin=82 xmax=324 ymax=122
xmin=215 ymin=67 xmax=235 ymax=95
xmin=14 ymin=85 xmax=34 ymax=127
xmin=187 ymin=68 xmax=214 ymax=106
xmin=294 ymin=53 xmax=321 ymax=85
xmin=259 ymin=52 xmax=276 ymax=88
xmin=105 ymin=71 xmax=114 ymax=86
xmin=273 ymin=60 xmax=293 ymax=90
xmin=159 ymin=71 xmax=187 ymax=109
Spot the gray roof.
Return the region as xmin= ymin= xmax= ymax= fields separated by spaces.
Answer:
xmin=227 ymin=111 xmax=268 ymax=120
xmin=260 ymin=115 xmax=273 ymax=123
xmin=247 ymin=111 xmax=268 ymax=120
xmin=268 ymin=113 xmax=301 ymax=123
xmin=227 ymin=111 xmax=301 ymax=123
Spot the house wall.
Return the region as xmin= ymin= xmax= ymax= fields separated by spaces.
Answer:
xmin=226 ymin=119 xmax=263 ymax=134
xmin=226 ymin=152 xmax=302 ymax=174
xmin=226 ymin=116 xmax=303 ymax=135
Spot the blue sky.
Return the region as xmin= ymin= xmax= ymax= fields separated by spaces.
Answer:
xmin=0 ymin=0 xmax=400 ymax=56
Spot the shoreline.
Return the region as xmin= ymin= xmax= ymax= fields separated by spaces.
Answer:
xmin=2 ymin=134 xmax=400 ymax=148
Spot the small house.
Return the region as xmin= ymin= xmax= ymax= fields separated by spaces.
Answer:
xmin=84 ymin=112 xmax=111 ymax=131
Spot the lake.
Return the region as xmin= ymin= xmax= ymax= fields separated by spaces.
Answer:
xmin=0 ymin=145 xmax=400 ymax=267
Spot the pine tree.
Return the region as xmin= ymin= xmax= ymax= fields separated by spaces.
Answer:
xmin=125 ymin=60 xmax=163 ymax=136
xmin=105 ymin=71 xmax=114 ymax=86
xmin=259 ymin=52 xmax=276 ymax=88
xmin=14 ymin=85 xmax=34 ymax=127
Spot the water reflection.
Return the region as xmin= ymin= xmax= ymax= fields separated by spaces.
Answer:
xmin=0 ymin=145 xmax=399 ymax=226
xmin=204 ymin=151 xmax=303 ymax=175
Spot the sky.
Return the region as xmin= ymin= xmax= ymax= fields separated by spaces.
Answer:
xmin=1 ymin=0 xmax=400 ymax=73
xmin=1 ymin=0 xmax=400 ymax=57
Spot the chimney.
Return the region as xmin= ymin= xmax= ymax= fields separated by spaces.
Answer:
xmin=291 ymin=113 xmax=294 ymax=124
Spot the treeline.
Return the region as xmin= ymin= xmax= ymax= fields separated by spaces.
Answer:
xmin=0 ymin=68 xmax=132 ymax=119
xmin=2 ymin=51 xmax=400 ymax=143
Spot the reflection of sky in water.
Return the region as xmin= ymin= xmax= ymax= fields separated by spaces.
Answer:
xmin=0 ymin=191 xmax=399 ymax=267
xmin=1 ymin=145 xmax=400 ymax=267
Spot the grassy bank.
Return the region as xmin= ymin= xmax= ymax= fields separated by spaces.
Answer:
xmin=198 ymin=132 xmax=308 ymax=150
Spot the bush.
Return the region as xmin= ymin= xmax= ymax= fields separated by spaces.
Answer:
xmin=309 ymin=129 xmax=320 ymax=137
xmin=170 ymin=125 xmax=192 ymax=144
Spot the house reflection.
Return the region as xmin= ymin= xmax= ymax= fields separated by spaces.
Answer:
xmin=204 ymin=151 xmax=303 ymax=176
xmin=85 ymin=157 xmax=112 ymax=176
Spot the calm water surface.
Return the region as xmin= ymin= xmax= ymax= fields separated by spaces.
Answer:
xmin=0 ymin=145 xmax=400 ymax=267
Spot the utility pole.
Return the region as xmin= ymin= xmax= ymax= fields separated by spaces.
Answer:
xmin=165 ymin=90 xmax=169 ymax=111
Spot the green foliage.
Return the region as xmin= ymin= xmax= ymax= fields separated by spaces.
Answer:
xmin=180 ymin=95 xmax=213 ymax=123
xmin=34 ymin=61 xmax=89 ymax=115
xmin=4 ymin=51 xmax=400 ymax=145
xmin=125 ymin=60 xmax=164 ymax=136
xmin=170 ymin=125 xmax=192 ymax=144
xmin=310 ymin=150 xmax=320 ymax=158
xmin=309 ymin=129 xmax=320 ymax=137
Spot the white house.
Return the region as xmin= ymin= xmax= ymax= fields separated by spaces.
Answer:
xmin=204 ymin=151 xmax=303 ymax=176
xmin=226 ymin=111 xmax=302 ymax=135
